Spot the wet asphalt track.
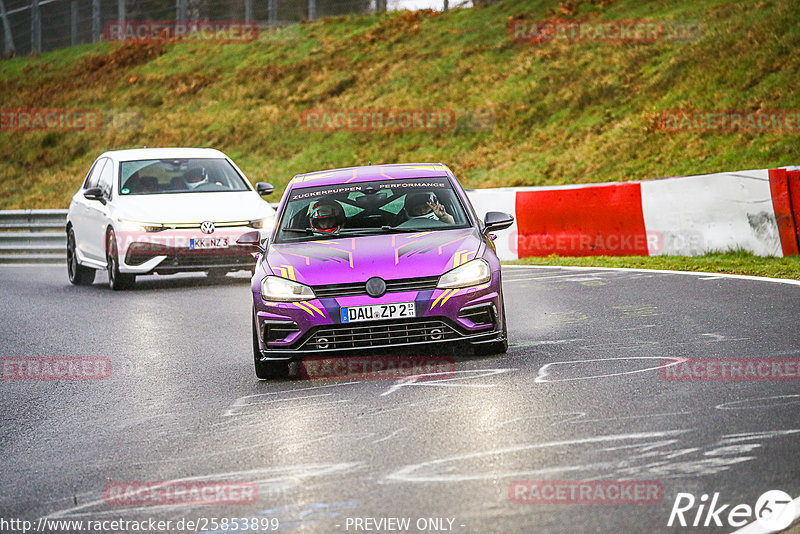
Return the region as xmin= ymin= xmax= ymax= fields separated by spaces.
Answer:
xmin=1 ymin=264 xmax=799 ymax=534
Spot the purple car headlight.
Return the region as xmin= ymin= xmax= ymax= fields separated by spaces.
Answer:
xmin=437 ymin=258 xmax=491 ymax=289
xmin=261 ymin=276 xmax=316 ymax=302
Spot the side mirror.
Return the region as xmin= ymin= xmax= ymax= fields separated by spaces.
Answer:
xmin=256 ymin=182 xmax=274 ymax=196
xmin=237 ymin=230 xmax=265 ymax=253
xmin=83 ymin=187 xmax=105 ymax=204
xmin=483 ymin=211 xmax=514 ymax=233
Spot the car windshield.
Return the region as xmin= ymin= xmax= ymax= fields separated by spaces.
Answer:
xmin=275 ymin=177 xmax=471 ymax=243
xmin=118 ymin=158 xmax=250 ymax=195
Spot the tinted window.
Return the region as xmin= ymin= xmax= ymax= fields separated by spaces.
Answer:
xmin=97 ymin=159 xmax=113 ymax=198
xmin=83 ymin=158 xmax=106 ymax=189
xmin=118 ymin=158 xmax=250 ymax=195
xmin=275 ymin=177 xmax=471 ymax=243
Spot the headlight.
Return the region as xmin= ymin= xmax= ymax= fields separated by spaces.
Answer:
xmin=437 ymin=258 xmax=491 ymax=289
xmin=249 ymin=216 xmax=274 ymax=229
xmin=261 ymin=275 xmax=316 ymax=302
xmin=118 ymin=219 xmax=165 ymax=232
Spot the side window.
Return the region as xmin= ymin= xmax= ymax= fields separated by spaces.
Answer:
xmin=97 ymin=159 xmax=114 ymax=198
xmin=83 ymin=159 xmax=106 ymax=189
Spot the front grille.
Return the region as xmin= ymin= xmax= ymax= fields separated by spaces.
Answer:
xmin=124 ymin=242 xmax=254 ymax=269
xmin=458 ymin=304 xmax=497 ymax=326
xmin=301 ymin=319 xmax=460 ymax=350
xmin=312 ymin=276 xmax=439 ymax=299
xmin=264 ymin=321 xmax=300 ymax=343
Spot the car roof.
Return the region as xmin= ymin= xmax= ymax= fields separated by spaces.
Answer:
xmin=97 ymin=147 xmax=229 ymax=162
xmin=290 ymin=163 xmax=452 ymax=189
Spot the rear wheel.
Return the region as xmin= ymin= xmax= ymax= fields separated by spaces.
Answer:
xmin=67 ymin=228 xmax=95 ymax=286
xmin=253 ymin=309 xmax=289 ymax=379
xmin=106 ymin=229 xmax=136 ymax=290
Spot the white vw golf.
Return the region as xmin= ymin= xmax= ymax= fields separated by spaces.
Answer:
xmin=66 ymin=148 xmax=275 ymax=289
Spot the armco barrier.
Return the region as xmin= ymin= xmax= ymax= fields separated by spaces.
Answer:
xmin=0 ymin=209 xmax=67 ymax=264
xmin=3 ymin=170 xmax=798 ymax=264
xmin=466 ymin=166 xmax=800 ymax=261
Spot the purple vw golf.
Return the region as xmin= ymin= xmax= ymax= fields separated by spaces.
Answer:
xmin=242 ymin=163 xmax=514 ymax=379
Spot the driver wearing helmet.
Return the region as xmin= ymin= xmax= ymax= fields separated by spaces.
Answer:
xmin=404 ymin=192 xmax=455 ymax=224
xmin=308 ymin=198 xmax=346 ymax=233
xmin=183 ymin=167 xmax=208 ymax=190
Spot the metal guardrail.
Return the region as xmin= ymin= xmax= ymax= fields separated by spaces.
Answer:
xmin=0 ymin=205 xmax=282 ymax=264
xmin=0 ymin=209 xmax=67 ymax=264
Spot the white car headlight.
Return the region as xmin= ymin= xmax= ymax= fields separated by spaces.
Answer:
xmin=437 ymin=258 xmax=491 ymax=289
xmin=261 ymin=275 xmax=316 ymax=302
xmin=249 ymin=216 xmax=274 ymax=229
xmin=118 ymin=219 xmax=165 ymax=232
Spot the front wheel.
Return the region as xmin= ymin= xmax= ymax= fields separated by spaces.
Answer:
xmin=252 ymin=309 xmax=289 ymax=379
xmin=106 ymin=229 xmax=136 ymax=290
xmin=474 ymin=297 xmax=508 ymax=356
xmin=67 ymin=228 xmax=95 ymax=286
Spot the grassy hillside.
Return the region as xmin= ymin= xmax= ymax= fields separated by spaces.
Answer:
xmin=0 ymin=0 xmax=798 ymax=209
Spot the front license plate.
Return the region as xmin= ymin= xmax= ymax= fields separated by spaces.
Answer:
xmin=340 ymin=302 xmax=416 ymax=323
xmin=189 ymin=237 xmax=229 ymax=249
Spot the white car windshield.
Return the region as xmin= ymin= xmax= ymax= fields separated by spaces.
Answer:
xmin=118 ymin=158 xmax=250 ymax=195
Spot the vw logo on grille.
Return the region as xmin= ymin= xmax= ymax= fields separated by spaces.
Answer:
xmin=200 ymin=221 xmax=215 ymax=234
xmin=366 ymin=277 xmax=386 ymax=298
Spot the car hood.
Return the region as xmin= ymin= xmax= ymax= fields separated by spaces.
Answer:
xmin=113 ymin=192 xmax=273 ymax=223
xmin=265 ymin=228 xmax=484 ymax=285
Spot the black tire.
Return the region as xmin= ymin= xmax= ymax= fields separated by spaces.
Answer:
xmin=205 ymin=269 xmax=228 ymax=279
xmin=106 ymin=229 xmax=136 ymax=290
xmin=67 ymin=228 xmax=95 ymax=286
xmin=474 ymin=294 xmax=508 ymax=356
xmin=252 ymin=309 xmax=289 ymax=379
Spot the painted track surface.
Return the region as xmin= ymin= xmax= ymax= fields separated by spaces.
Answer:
xmin=1 ymin=265 xmax=799 ymax=533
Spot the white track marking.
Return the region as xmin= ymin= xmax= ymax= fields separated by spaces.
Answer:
xmin=222 ymin=381 xmax=358 ymax=416
xmin=372 ymin=428 xmax=405 ymax=444
xmin=534 ymin=356 xmax=685 ymax=383
xmin=380 ymin=368 xmax=515 ymax=396
xmin=502 ymin=264 xmax=800 ymax=286
xmin=385 ymin=430 xmax=690 ymax=482
xmin=45 ymin=463 xmax=362 ymax=519
xmin=716 ymin=395 xmax=800 ymax=411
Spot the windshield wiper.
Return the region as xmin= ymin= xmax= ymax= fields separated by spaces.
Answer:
xmin=379 ymin=225 xmax=424 ymax=233
xmin=283 ymin=228 xmax=339 ymax=237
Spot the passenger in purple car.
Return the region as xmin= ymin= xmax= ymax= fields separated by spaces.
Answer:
xmin=309 ymin=198 xmax=346 ymax=233
xmin=404 ymin=192 xmax=455 ymax=224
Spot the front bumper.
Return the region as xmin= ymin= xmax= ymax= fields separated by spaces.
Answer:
xmin=114 ymin=228 xmax=261 ymax=274
xmin=253 ymin=276 xmax=505 ymax=360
